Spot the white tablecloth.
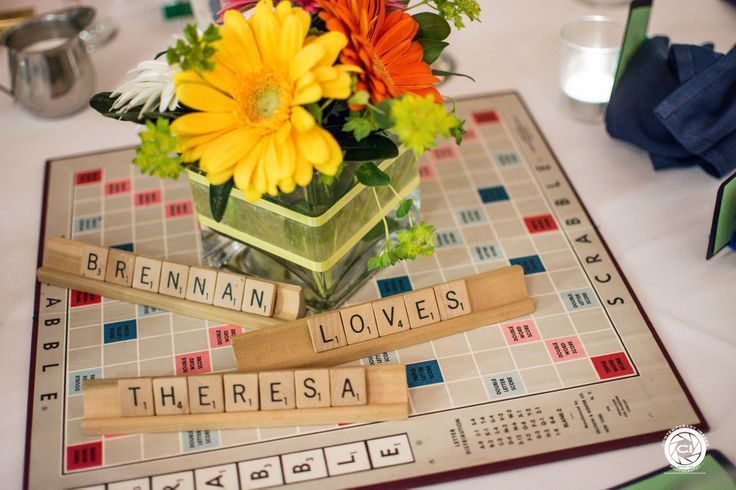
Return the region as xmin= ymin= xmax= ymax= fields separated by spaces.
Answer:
xmin=1 ymin=1 xmax=734 ymax=488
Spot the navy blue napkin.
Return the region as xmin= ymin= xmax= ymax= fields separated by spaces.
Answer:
xmin=605 ymin=36 xmax=736 ymax=178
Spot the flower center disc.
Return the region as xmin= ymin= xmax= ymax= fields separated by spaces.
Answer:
xmin=236 ymin=71 xmax=290 ymax=133
xmin=254 ymin=88 xmax=281 ymax=119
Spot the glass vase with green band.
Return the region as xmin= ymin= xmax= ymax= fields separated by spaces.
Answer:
xmin=188 ymin=150 xmax=420 ymax=311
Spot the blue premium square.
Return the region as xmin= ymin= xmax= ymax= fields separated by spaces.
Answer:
xmin=509 ymin=255 xmax=546 ymax=275
xmin=377 ymin=276 xmax=413 ymax=297
xmin=478 ymin=186 xmax=509 ymax=203
xmin=406 ymin=360 xmax=444 ymax=387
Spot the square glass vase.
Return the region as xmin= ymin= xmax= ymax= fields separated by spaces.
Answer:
xmin=187 ymin=150 xmax=420 ymax=312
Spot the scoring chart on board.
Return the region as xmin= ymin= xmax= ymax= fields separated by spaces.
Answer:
xmin=27 ymin=92 xmax=704 ymax=489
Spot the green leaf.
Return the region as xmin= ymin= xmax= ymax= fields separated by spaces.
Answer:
xmin=348 ymin=90 xmax=370 ymax=106
xmin=89 ymin=92 xmax=182 ymax=123
xmin=418 ymin=39 xmax=449 ymax=65
xmin=369 ymin=100 xmax=393 ymax=129
xmin=331 ymin=132 xmax=399 ymax=161
xmin=413 ymin=12 xmax=451 ymax=40
xmin=432 ymin=69 xmax=476 ymax=82
xmin=342 ymin=111 xmax=375 ymax=141
xmin=209 ymin=179 xmax=234 ymax=222
xmin=396 ymin=199 xmax=413 ymax=218
xmin=356 ymin=162 xmax=390 ymax=187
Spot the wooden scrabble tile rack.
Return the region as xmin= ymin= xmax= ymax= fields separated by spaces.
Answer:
xmin=81 ymin=365 xmax=407 ymax=434
xmin=232 ymin=266 xmax=534 ymax=371
xmin=36 ymin=237 xmax=306 ymax=328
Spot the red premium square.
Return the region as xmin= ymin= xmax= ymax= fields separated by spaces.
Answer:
xmin=69 ymin=290 xmax=101 ymax=307
xmin=165 ymin=199 xmax=193 ymax=218
xmin=591 ymin=352 xmax=635 ymax=379
xmin=472 ymin=110 xmax=500 ymax=124
xmin=75 ymin=169 xmax=102 ymax=185
xmin=66 ymin=441 xmax=103 ymax=471
xmin=134 ymin=189 xmax=162 ymax=207
xmin=104 ymin=179 xmax=131 ymax=196
xmin=523 ymin=214 xmax=559 ymax=234
xmin=175 ymin=351 xmax=212 ymax=375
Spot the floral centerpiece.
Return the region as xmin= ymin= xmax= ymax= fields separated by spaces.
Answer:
xmin=90 ymin=0 xmax=480 ymax=310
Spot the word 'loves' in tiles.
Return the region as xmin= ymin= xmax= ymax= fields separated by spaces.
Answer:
xmin=113 ymin=367 xmax=367 ymax=416
xmin=43 ymin=237 xmax=294 ymax=319
xmin=308 ymin=279 xmax=471 ymax=353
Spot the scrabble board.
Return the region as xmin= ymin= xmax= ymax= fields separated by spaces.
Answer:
xmin=27 ymin=92 xmax=706 ymax=489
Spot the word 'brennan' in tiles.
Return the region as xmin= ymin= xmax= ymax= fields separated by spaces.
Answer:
xmin=307 ymin=278 xmax=473 ymax=353
xmin=109 ymin=367 xmax=369 ymax=417
xmin=39 ymin=237 xmax=305 ymax=321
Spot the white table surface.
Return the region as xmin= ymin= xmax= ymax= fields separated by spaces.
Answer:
xmin=1 ymin=1 xmax=734 ymax=488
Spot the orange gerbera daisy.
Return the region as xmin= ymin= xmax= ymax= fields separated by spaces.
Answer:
xmin=318 ymin=0 xmax=441 ymax=104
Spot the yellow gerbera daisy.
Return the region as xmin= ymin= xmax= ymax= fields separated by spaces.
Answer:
xmin=170 ymin=0 xmax=354 ymax=201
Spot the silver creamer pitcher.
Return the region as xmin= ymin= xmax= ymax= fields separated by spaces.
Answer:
xmin=1 ymin=7 xmax=95 ymax=118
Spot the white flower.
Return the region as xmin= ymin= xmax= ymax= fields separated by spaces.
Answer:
xmin=111 ymin=59 xmax=179 ymax=116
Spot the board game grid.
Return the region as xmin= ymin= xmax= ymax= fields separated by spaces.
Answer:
xmin=26 ymin=92 xmax=705 ymax=490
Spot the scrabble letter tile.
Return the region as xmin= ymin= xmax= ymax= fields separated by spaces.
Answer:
xmin=80 ymin=244 xmax=108 ymax=281
xmin=242 ymin=279 xmax=276 ymax=317
xmin=433 ymin=279 xmax=472 ymax=320
xmin=330 ymin=368 xmax=367 ymax=406
xmin=372 ymin=297 xmax=410 ymax=337
xmin=132 ymin=256 xmax=162 ymax=293
xmin=187 ymin=374 xmax=225 ymax=414
xmin=213 ymin=272 xmax=245 ymax=311
xmin=294 ymin=369 xmax=330 ymax=408
xmin=403 ymin=288 xmax=441 ymax=328
xmin=159 ymin=261 xmax=189 ymax=298
xmin=307 ymin=312 xmax=347 ymax=353
xmin=119 ymin=378 xmax=154 ymax=416
xmin=340 ymin=304 xmax=379 ymax=344
xmin=105 ymin=249 xmax=135 ymax=286
xmin=153 ymin=377 xmax=190 ymax=415
xmin=259 ymin=371 xmax=295 ymax=410
xmin=186 ymin=267 xmax=218 ymax=304
xmin=223 ymin=373 xmax=259 ymax=412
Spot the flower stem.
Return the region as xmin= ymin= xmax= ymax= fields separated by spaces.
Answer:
xmin=405 ymin=0 xmax=431 ymax=11
xmin=388 ymin=184 xmax=415 ymax=227
xmin=372 ymin=188 xmax=391 ymax=242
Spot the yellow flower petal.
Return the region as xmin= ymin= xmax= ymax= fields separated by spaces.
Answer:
xmin=290 ymin=106 xmax=315 ymax=132
xmin=292 ymin=82 xmax=322 ymax=106
xmin=200 ymin=62 xmax=237 ymax=95
xmin=251 ymin=0 xmax=280 ymax=66
xmin=289 ymin=43 xmax=324 ymax=82
xmin=174 ymin=71 xmax=206 ymax=85
xmin=313 ymin=66 xmax=338 ymax=83
xmin=233 ymin=138 xmax=265 ymax=193
xmin=171 ymin=112 xmax=236 ymax=135
xmin=177 ymin=83 xmax=236 ymax=112
xmin=201 ymin=129 xmax=258 ymax=174
xmin=294 ymin=156 xmax=313 ymax=186
xmin=276 ymin=135 xmax=296 ymax=180
xmin=320 ymin=71 xmax=352 ymax=99
xmin=275 ymin=1 xmax=292 ymax=23
xmin=279 ymin=178 xmax=296 ymax=194
xmin=219 ymin=10 xmax=262 ymax=73
xmin=207 ymin=168 xmax=235 ymax=185
xmin=296 ymin=127 xmax=329 ymax=165
xmin=312 ymin=128 xmax=342 ymax=176
xmin=279 ymin=11 xmax=307 ymax=65
xmin=312 ymin=32 xmax=347 ymax=67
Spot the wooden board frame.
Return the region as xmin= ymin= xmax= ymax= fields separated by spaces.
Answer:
xmin=231 ymin=266 xmax=534 ymax=371
xmin=81 ymin=365 xmax=407 ymax=434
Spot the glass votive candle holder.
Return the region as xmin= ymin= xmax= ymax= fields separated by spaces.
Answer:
xmin=560 ymin=16 xmax=623 ymax=121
